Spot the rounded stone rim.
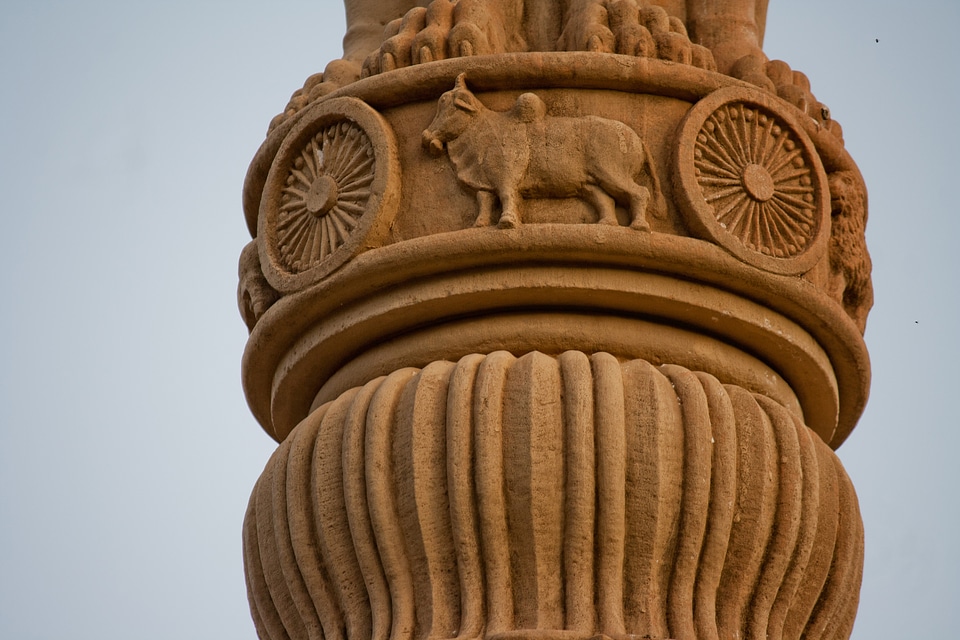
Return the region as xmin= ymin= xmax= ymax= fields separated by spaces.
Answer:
xmin=241 ymin=225 xmax=868 ymax=448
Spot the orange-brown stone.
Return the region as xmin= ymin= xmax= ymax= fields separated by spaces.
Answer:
xmin=237 ymin=3 xmax=871 ymax=639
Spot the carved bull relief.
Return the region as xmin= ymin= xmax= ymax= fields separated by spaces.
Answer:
xmin=422 ymin=74 xmax=662 ymax=230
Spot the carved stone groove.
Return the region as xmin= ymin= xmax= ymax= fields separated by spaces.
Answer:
xmin=244 ymin=351 xmax=863 ymax=640
xmin=239 ymin=5 xmax=873 ymax=639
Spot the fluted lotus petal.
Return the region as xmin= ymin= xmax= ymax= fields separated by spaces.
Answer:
xmin=244 ymin=352 xmax=862 ymax=640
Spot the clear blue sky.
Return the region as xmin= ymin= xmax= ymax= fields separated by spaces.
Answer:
xmin=1 ymin=2 xmax=957 ymax=638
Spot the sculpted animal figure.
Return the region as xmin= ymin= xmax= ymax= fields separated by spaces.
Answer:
xmin=422 ymin=74 xmax=661 ymax=230
xmin=828 ymin=171 xmax=873 ymax=333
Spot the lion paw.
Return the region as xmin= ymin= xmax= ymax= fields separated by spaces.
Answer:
xmin=558 ymin=1 xmax=616 ymax=53
xmin=266 ymin=59 xmax=361 ymax=135
xmin=448 ymin=20 xmax=493 ymax=57
xmin=364 ymin=6 xmax=428 ymax=75
xmin=731 ymin=54 xmax=842 ymax=139
xmin=361 ymin=0 xmax=513 ymax=77
xmin=413 ymin=0 xmax=457 ymax=63
xmin=567 ymin=0 xmax=715 ymax=71
xmin=450 ymin=0 xmax=514 ymax=56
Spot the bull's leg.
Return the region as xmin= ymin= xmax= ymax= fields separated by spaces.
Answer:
xmin=583 ymin=184 xmax=618 ymax=226
xmin=474 ymin=191 xmax=497 ymax=227
xmin=590 ymin=161 xmax=652 ymax=231
xmin=497 ymin=189 xmax=522 ymax=229
xmin=628 ymin=185 xmax=652 ymax=231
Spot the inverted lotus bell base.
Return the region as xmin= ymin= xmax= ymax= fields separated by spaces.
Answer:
xmin=238 ymin=52 xmax=871 ymax=640
xmin=244 ymin=352 xmax=862 ymax=640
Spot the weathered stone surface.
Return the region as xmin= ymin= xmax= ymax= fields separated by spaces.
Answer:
xmin=421 ymin=74 xmax=661 ymax=230
xmin=271 ymin=0 xmax=835 ymax=137
xmin=237 ymin=2 xmax=871 ymax=639
xmin=245 ymin=353 xmax=863 ymax=640
xmin=241 ymin=56 xmax=869 ymax=447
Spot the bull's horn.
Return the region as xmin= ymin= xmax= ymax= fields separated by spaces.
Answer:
xmin=455 ymin=72 xmax=468 ymax=89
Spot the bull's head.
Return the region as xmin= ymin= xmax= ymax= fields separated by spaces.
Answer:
xmin=422 ymin=73 xmax=482 ymax=157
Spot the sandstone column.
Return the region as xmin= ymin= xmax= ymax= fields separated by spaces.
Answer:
xmin=237 ymin=3 xmax=872 ymax=639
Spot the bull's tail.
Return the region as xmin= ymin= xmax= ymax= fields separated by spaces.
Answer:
xmin=643 ymin=150 xmax=667 ymax=219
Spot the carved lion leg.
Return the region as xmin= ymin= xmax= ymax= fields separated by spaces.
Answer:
xmin=342 ymin=0 xmax=424 ymax=65
xmin=557 ymin=0 xmax=616 ymax=53
xmin=449 ymin=0 xmax=521 ymax=57
xmin=412 ymin=0 xmax=458 ymax=64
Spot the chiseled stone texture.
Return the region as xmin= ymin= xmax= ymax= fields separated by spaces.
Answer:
xmin=238 ymin=2 xmax=872 ymax=639
xmin=244 ymin=352 xmax=862 ymax=640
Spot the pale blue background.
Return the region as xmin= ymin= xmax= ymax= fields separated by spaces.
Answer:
xmin=1 ymin=1 xmax=957 ymax=638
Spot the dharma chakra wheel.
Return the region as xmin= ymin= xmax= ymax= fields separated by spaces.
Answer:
xmin=258 ymin=97 xmax=400 ymax=293
xmin=239 ymin=52 xmax=871 ymax=640
xmin=675 ymin=87 xmax=830 ymax=275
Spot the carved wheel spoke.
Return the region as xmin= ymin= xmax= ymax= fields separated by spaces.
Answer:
xmin=677 ymin=87 xmax=829 ymax=275
xmin=276 ymin=121 xmax=372 ymax=273
xmin=260 ymin=97 xmax=400 ymax=293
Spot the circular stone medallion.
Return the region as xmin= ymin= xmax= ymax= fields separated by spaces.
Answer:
xmin=674 ymin=87 xmax=830 ymax=275
xmin=259 ymin=97 xmax=400 ymax=292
